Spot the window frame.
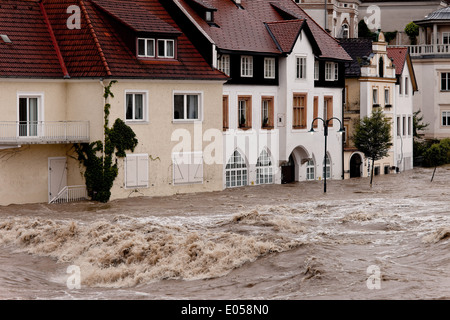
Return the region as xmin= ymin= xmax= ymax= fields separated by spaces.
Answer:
xmin=256 ymin=149 xmax=273 ymax=185
xmin=238 ymin=95 xmax=252 ymax=130
xmin=173 ymin=92 xmax=202 ymax=122
xmin=137 ymin=38 xmax=155 ymax=58
xmin=125 ymin=90 xmax=148 ymax=123
xmin=217 ymin=54 xmax=230 ymax=76
xmin=264 ymin=57 xmax=276 ymax=79
xmin=157 ymin=39 xmax=175 ymax=59
xmin=325 ymin=62 xmax=338 ymax=81
xmin=441 ymin=72 xmax=450 ymax=91
xmin=292 ymin=93 xmax=307 ymax=129
xmin=442 ymin=110 xmax=450 ymax=127
xmin=223 ymin=95 xmax=229 ymax=131
xmin=17 ymin=92 xmax=44 ymax=138
xmin=296 ymin=56 xmax=307 ymax=80
xmin=306 ymin=159 xmax=315 ymax=181
xmin=225 ymin=150 xmax=248 ymax=188
xmin=324 ymin=96 xmax=333 ymax=126
xmin=241 ymin=55 xmax=253 ymax=78
xmin=261 ymin=96 xmax=274 ymax=129
xmin=314 ymin=60 xmax=319 ymax=81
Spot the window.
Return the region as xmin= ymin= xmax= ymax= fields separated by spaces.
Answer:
xmin=323 ymin=156 xmax=331 ymax=179
xmin=238 ymin=96 xmax=252 ymax=129
xmin=325 ymin=62 xmax=338 ymax=81
xmin=397 ymin=116 xmax=401 ymax=136
xmin=442 ymin=73 xmax=450 ymax=91
xmin=137 ymin=38 xmax=155 ymax=57
xmin=405 ymin=77 xmax=409 ymax=95
xmin=226 ymin=150 xmax=247 ymax=188
xmin=205 ymin=11 xmax=213 ymax=22
xmin=18 ymin=96 xmax=40 ymax=137
xmin=306 ymin=159 xmax=315 ymax=181
xmin=157 ymin=39 xmax=175 ymax=58
xmin=264 ymin=58 xmax=276 ymax=79
xmin=341 ymin=24 xmax=349 ymax=39
xmin=313 ymin=96 xmax=319 ymax=128
xmin=223 ymin=95 xmax=229 ymax=131
xmin=384 ymin=88 xmax=390 ymax=106
xmin=296 ymin=57 xmax=306 ymax=79
xmin=324 ymin=96 xmax=333 ymax=126
xmin=261 ymin=96 xmax=274 ymax=129
xmin=373 ymin=88 xmax=379 ymax=106
xmin=399 ymin=76 xmax=403 ymax=95
xmin=241 ymin=56 xmax=253 ymax=77
xmin=125 ymin=92 xmax=147 ymax=122
xmin=443 ymin=32 xmax=450 ymax=45
xmin=408 ymin=116 xmax=412 ymax=135
xmin=125 ymin=154 xmax=149 ymax=188
xmin=217 ymin=54 xmax=230 ymax=76
xmin=379 ymin=57 xmax=384 ymax=78
xmin=402 ymin=116 xmax=406 ymax=136
xmin=256 ymin=150 xmax=273 ymax=185
xmin=173 ymin=152 xmax=203 ymax=185
xmin=293 ymin=94 xmax=307 ymax=129
xmin=314 ymin=61 xmax=319 ymax=81
xmin=174 ymin=93 xmax=201 ymax=121
xmin=442 ymin=111 xmax=450 ymax=126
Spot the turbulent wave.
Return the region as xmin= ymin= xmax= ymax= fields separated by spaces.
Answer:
xmin=0 ymin=210 xmax=302 ymax=288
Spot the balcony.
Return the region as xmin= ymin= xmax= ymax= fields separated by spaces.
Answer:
xmin=0 ymin=121 xmax=90 ymax=145
xmin=390 ymin=44 xmax=450 ymax=57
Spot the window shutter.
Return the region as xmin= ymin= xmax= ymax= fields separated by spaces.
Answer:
xmin=173 ymin=153 xmax=189 ymax=184
xmin=137 ymin=155 xmax=149 ymax=187
xmin=189 ymin=152 xmax=204 ymax=183
xmin=126 ymin=156 xmax=138 ymax=187
xmin=326 ymin=97 xmax=333 ymax=127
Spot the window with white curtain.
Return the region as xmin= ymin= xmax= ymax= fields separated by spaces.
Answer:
xmin=173 ymin=93 xmax=201 ymax=121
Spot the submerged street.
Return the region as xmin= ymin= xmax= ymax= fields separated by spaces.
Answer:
xmin=0 ymin=165 xmax=449 ymax=300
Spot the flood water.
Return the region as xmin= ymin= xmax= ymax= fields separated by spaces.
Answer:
xmin=0 ymin=165 xmax=449 ymax=300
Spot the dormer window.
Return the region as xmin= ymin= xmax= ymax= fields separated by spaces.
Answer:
xmin=138 ymin=38 xmax=155 ymax=57
xmin=205 ymin=11 xmax=213 ymax=22
xmin=158 ymin=39 xmax=175 ymax=58
xmin=137 ymin=37 xmax=175 ymax=59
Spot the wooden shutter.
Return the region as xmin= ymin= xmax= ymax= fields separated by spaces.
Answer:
xmin=313 ymin=96 xmax=319 ymax=128
xmin=325 ymin=96 xmax=333 ymax=127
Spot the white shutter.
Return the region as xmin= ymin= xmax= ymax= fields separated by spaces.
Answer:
xmin=173 ymin=153 xmax=189 ymax=184
xmin=125 ymin=155 xmax=138 ymax=187
xmin=137 ymin=155 xmax=149 ymax=187
xmin=189 ymin=152 xmax=203 ymax=183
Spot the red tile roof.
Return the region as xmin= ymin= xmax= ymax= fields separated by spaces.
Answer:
xmin=175 ymin=0 xmax=351 ymax=61
xmin=0 ymin=0 xmax=65 ymax=78
xmin=266 ymin=19 xmax=305 ymax=54
xmin=0 ymin=0 xmax=227 ymax=80
xmin=387 ymin=47 xmax=408 ymax=76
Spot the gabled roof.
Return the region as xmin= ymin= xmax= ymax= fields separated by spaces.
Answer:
xmin=339 ymin=38 xmax=374 ymax=76
xmin=0 ymin=0 xmax=227 ymax=81
xmin=387 ymin=47 xmax=418 ymax=92
xmin=174 ymin=0 xmax=351 ymax=61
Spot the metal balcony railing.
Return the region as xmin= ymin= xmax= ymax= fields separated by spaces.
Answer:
xmin=0 ymin=121 xmax=90 ymax=144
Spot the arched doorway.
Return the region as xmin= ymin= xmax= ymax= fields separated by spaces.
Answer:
xmin=350 ymin=153 xmax=362 ymax=178
xmin=281 ymin=154 xmax=295 ymax=184
xmin=282 ymin=146 xmax=310 ymax=184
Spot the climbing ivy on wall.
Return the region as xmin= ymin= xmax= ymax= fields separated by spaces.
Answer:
xmin=74 ymin=81 xmax=138 ymax=203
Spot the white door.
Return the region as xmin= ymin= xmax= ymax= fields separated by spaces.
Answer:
xmin=48 ymin=157 xmax=67 ymax=202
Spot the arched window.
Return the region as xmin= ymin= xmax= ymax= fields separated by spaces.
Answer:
xmin=341 ymin=24 xmax=349 ymax=38
xmin=306 ymin=159 xmax=315 ymax=181
xmin=323 ymin=155 xmax=331 ymax=179
xmin=379 ymin=57 xmax=384 ymax=78
xmin=226 ymin=150 xmax=247 ymax=188
xmin=256 ymin=150 xmax=273 ymax=185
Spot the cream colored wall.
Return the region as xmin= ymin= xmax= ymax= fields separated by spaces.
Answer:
xmin=66 ymin=80 xmax=225 ymax=201
xmin=0 ymin=79 xmax=225 ymax=205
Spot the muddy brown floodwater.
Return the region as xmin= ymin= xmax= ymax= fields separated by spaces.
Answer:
xmin=0 ymin=165 xmax=449 ymax=300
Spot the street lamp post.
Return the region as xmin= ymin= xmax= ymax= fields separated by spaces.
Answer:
xmin=309 ymin=117 xmax=344 ymax=193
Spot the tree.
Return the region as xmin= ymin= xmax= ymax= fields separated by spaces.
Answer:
xmin=352 ymin=109 xmax=392 ymax=187
xmin=358 ymin=20 xmax=376 ymax=40
xmin=405 ymin=22 xmax=419 ymax=45
xmin=423 ymin=138 xmax=450 ymax=181
xmin=412 ymin=109 xmax=429 ymax=139
xmin=74 ymin=81 xmax=138 ymax=203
